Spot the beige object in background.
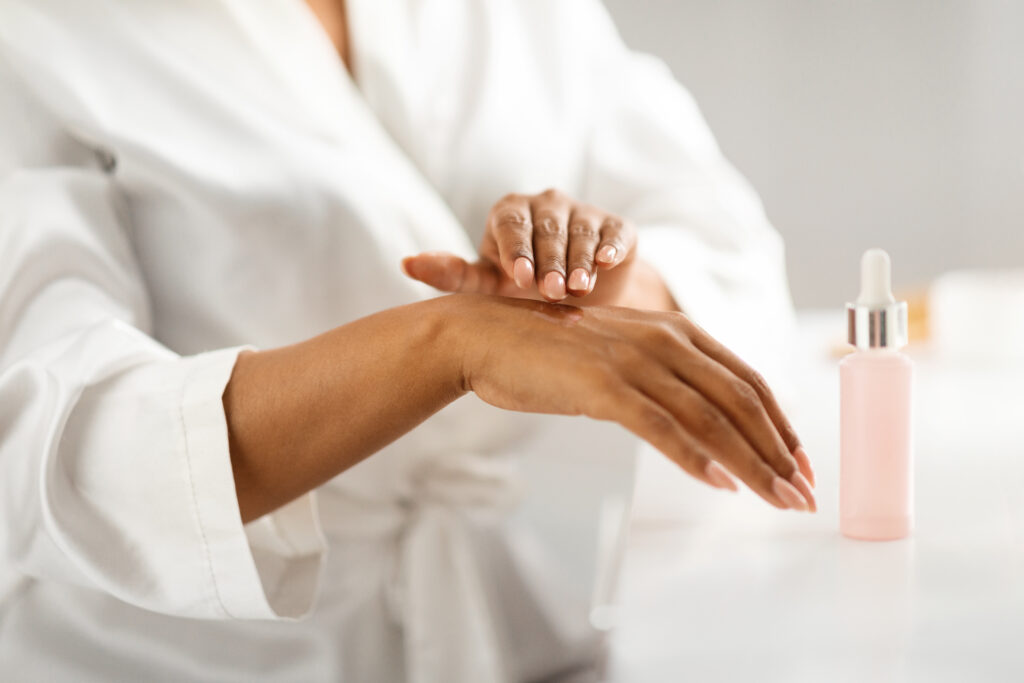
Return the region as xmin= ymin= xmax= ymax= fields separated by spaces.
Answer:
xmin=929 ymin=269 xmax=1024 ymax=363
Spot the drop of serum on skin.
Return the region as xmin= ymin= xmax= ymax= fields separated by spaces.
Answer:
xmin=532 ymin=304 xmax=584 ymax=326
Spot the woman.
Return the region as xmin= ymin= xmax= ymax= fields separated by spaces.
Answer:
xmin=0 ymin=0 xmax=815 ymax=680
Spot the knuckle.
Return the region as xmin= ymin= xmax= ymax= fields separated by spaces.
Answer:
xmin=732 ymin=380 xmax=762 ymax=414
xmin=776 ymin=456 xmax=798 ymax=478
xmin=667 ymin=310 xmax=697 ymax=334
xmin=643 ymin=321 xmax=678 ymax=347
xmin=695 ymin=401 xmax=726 ymax=435
xmin=761 ymin=449 xmax=796 ymax=479
xmin=495 ymin=209 xmax=529 ymax=229
xmin=677 ymin=446 xmax=710 ymax=476
xmin=600 ymin=215 xmax=624 ymax=233
xmin=534 ymin=215 xmax=564 ymax=238
xmin=640 ymin=406 xmax=674 ymax=436
xmin=666 ymin=321 xmax=698 ymax=350
xmin=539 ymin=187 xmax=564 ymax=200
xmin=748 ymin=370 xmax=771 ymax=397
xmin=569 ymin=222 xmax=598 ymax=240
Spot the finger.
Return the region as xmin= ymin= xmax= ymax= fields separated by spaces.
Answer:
xmin=661 ymin=339 xmax=815 ymax=510
xmin=793 ymin=446 xmax=815 ymax=487
xmin=565 ymin=206 xmax=602 ymax=296
xmin=530 ymin=190 xmax=571 ymax=301
xmin=487 ymin=194 xmax=535 ymax=288
xmin=401 ymin=252 xmax=504 ymax=295
xmin=594 ymin=215 xmax=636 ymax=268
xmin=591 ymin=382 xmax=739 ymax=493
xmin=684 ymin=320 xmax=813 ymax=483
xmin=635 ymin=369 xmax=802 ymax=510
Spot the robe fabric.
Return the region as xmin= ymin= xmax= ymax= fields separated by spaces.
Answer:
xmin=0 ymin=1 xmax=795 ymax=680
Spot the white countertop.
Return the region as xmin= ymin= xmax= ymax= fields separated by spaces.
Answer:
xmin=607 ymin=311 xmax=1024 ymax=683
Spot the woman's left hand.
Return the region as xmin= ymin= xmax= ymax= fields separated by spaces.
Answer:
xmin=401 ymin=189 xmax=641 ymax=307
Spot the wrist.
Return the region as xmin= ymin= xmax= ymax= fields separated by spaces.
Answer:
xmin=428 ymin=292 xmax=516 ymax=397
xmin=418 ymin=295 xmax=476 ymax=399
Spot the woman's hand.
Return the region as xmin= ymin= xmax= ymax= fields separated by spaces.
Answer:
xmin=402 ymin=189 xmax=646 ymax=307
xmin=225 ymin=293 xmax=813 ymax=523
xmin=450 ymin=295 xmax=816 ymax=511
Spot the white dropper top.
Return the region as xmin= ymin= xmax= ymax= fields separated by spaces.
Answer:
xmin=847 ymin=248 xmax=908 ymax=349
xmin=857 ymin=248 xmax=897 ymax=307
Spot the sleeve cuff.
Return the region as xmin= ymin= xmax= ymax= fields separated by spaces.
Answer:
xmin=180 ymin=346 xmax=327 ymax=620
xmin=636 ymin=225 xmax=727 ymax=332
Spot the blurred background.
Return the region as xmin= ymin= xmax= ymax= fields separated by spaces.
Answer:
xmin=604 ymin=0 xmax=1023 ymax=307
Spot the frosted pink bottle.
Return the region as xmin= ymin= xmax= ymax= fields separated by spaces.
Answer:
xmin=840 ymin=249 xmax=913 ymax=540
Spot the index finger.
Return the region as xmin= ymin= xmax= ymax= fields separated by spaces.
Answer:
xmin=487 ymin=194 xmax=535 ymax=289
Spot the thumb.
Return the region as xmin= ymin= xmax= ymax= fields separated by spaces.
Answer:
xmin=401 ymin=252 xmax=502 ymax=294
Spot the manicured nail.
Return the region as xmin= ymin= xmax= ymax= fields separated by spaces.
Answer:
xmin=542 ymin=271 xmax=566 ymax=300
xmin=790 ymin=471 xmax=817 ymax=513
xmin=513 ymin=257 xmax=534 ymax=289
xmin=704 ymin=461 xmax=738 ymax=492
xmin=596 ymin=245 xmax=617 ymax=264
xmin=794 ymin=446 xmax=816 ymax=487
xmin=568 ymin=268 xmax=590 ymax=292
xmin=772 ymin=476 xmax=808 ymax=511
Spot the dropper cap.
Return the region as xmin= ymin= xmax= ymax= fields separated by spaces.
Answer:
xmin=847 ymin=248 xmax=908 ymax=349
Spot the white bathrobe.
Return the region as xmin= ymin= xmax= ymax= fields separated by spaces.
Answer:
xmin=0 ymin=0 xmax=795 ymax=680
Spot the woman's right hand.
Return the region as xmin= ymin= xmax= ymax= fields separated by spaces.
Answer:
xmin=447 ymin=294 xmax=816 ymax=511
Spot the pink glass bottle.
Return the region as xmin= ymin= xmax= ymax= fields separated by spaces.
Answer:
xmin=840 ymin=249 xmax=913 ymax=540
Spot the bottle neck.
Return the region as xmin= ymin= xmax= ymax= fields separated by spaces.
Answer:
xmin=847 ymin=301 xmax=909 ymax=349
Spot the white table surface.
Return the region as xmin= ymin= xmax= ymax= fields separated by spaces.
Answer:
xmin=607 ymin=311 xmax=1024 ymax=683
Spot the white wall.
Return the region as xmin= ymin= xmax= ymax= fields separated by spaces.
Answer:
xmin=603 ymin=0 xmax=1024 ymax=307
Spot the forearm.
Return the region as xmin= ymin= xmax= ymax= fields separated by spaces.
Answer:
xmin=223 ymin=297 xmax=466 ymax=523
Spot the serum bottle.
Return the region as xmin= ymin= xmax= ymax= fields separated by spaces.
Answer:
xmin=840 ymin=249 xmax=913 ymax=540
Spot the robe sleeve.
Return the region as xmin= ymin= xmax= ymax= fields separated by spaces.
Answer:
xmin=0 ymin=60 xmax=325 ymax=620
xmin=574 ymin=0 xmax=796 ymax=385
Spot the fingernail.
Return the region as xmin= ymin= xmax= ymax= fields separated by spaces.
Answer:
xmin=771 ymin=476 xmax=808 ymax=511
xmin=789 ymin=471 xmax=817 ymax=513
xmin=704 ymin=461 xmax=738 ymax=492
xmin=597 ymin=245 xmax=617 ymax=264
xmin=568 ymin=268 xmax=590 ymax=292
xmin=794 ymin=446 xmax=816 ymax=487
xmin=542 ymin=271 xmax=566 ymax=299
xmin=400 ymin=258 xmax=414 ymax=278
xmin=513 ymin=257 xmax=534 ymax=289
